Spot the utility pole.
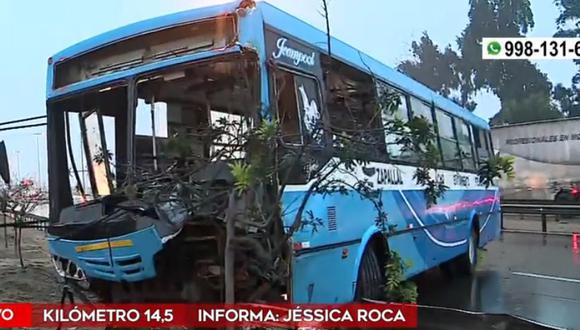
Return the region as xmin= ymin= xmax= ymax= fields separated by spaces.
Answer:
xmin=34 ymin=132 xmax=42 ymax=188
xmin=15 ymin=150 xmax=20 ymax=181
xmin=80 ymin=139 xmax=86 ymax=189
xmin=150 ymin=97 xmax=158 ymax=171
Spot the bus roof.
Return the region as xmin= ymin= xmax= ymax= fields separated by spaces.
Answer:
xmin=50 ymin=0 xmax=489 ymax=129
xmin=50 ymin=1 xmax=240 ymax=61
xmin=257 ymin=2 xmax=489 ymax=129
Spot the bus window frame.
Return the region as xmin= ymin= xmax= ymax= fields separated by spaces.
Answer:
xmin=429 ymin=102 xmax=445 ymax=169
xmin=455 ymin=117 xmax=477 ymax=172
xmin=369 ymin=81 xmax=483 ymax=174
xmin=375 ymin=80 xmax=414 ymax=164
xmin=434 ymin=108 xmax=463 ymax=172
xmin=471 ymin=125 xmax=481 ymax=166
xmin=409 ymin=96 xmax=435 ymax=125
xmin=269 ymin=60 xmax=486 ymax=175
xmin=471 ymin=124 xmax=493 ymax=168
xmin=269 ymin=63 xmax=327 ymax=147
xmin=486 ymin=131 xmax=494 ymax=156
xmin=130 ymin=55 xmax=261 ymax=165
xmin=322 ymin=59 xmax=388 ymax=163
xmin=408 ymin=96 xmax=437 ymax=165
xmin=433 ymin=107 xmax=482 ymax=174
xmin=47 ymin=82 xmax=130 ymax=208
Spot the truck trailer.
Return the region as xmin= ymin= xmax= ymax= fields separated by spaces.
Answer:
xmin=491 ymin=117 xmax=580 ymax=202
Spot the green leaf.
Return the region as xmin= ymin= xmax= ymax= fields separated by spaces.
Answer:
xmin=384 ymin=251 xmax=418 ymax=303
xmin=256 ymin=120 xmax=278 ymax=141
xmin=478 ymin=154 xmax=515 ymax=188
xmin=229 ymin=161 xmax=253 ymax=193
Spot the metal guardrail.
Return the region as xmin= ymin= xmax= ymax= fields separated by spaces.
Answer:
xmin=0 ymin=212 xmax=49 ymax=229
xmin=500 ymin=199 xmax=580 ymax=233
xmin=501 ymin=199 xmax=580 ymax=205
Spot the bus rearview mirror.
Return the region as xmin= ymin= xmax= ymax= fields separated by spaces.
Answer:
xmin=0 ymin=141 xmax=10 ymax=185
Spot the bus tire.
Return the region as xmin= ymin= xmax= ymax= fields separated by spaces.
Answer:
xmin=439 ymin=259 xmax=455 ymax=279
xmin=355 ymin=245 xmax=384 ymax=301
xmin=457 ymin=227 xmax=478 ymax=275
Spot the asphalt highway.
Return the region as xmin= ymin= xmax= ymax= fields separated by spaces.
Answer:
xmin=417 ymin=232 xmax=580 ymax=329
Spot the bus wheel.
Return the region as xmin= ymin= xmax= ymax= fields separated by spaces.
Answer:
xmin=355 ymin=246 xmax=384 ymax=301
xmin=457 ymin=227 xmax=478 ymax=275
xmin=439 ymin=259 xmax=455 ymax=279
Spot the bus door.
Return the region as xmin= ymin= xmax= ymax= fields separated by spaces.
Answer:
xmin=266 ymin=30 xmax=358 ymax=303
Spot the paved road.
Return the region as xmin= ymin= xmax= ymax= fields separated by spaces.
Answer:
xmin=417 ymin=232 xmax=580 ymax=329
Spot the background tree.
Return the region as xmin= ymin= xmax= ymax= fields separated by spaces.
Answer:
xmin=459 ymin=0 xmax=559 ymax=124
xmin=489 ymin=92 xmax=561 ymax=125
xmin=398 ymin=33 xmax=477 ymax=111
xmin=0 ymin=179 xmax=43 ymax=268
xmin=553 ymin=84 xmax=580 ymax=118
xmin=398 ymin=33 xmax=460 ymax=98
xmin=553 ymin=0 xmax=580 ymax=118
xmin=401 ymin=0 xmax=563 ymax=124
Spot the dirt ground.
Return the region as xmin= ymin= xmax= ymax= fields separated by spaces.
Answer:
xmin=0 ymin=225 xmax=63 ymax=303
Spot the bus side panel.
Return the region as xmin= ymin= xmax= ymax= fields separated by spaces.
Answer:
xmin=478 ymin=189 xmax=501 ymax=246
xmin=283 ymin=187 xmax=500 ymax=303
xmin=282 ymin=190 xmax=379 ymax=303
xmin=284 ymin=189 xmax=433 ymax=303
xmin=291 ymin=242 xmax=361 ymax=303
xmin=394 ymin=189 xmax=469 ymax=270
xmin=392 ymin=188 xmax=499 ymax=272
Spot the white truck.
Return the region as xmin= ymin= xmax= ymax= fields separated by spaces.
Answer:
xmin=491 ymin=117 xmax=580 ymax=202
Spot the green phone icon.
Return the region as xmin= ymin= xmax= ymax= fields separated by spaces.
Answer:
xmin=487 ymin=41 xmax=502 ymax=55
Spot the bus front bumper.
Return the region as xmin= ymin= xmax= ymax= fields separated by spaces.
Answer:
xmin=47 ymin=226 xmax=163 ymax=282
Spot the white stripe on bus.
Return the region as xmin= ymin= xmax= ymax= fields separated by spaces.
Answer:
xmin=479 ymin=189 xmax=498 ymax=232
xmin=398 ymin=191 xmax=467 ymax=248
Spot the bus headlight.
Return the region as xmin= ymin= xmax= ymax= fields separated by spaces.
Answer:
xmin=51 ymin=255 xmax=86 ymax=281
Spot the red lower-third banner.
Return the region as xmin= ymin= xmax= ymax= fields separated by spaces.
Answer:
xmin=0 ymin=303 xmax=417 ymax=328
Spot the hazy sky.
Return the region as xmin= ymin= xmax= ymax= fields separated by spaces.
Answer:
xmin=0 ymin=0 xmax=576 ymax=185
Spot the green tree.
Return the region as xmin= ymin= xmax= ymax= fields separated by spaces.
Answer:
xmin=490 ymin=92 xmax=561 ymax=125
xmin=459 ymin=0 xmax=535 ymax=89
xmin=553 ymin=0 xmax=580 ymax=118
xmin=399 ymin=0 xmax=558 ymax=122
xmin=555 ymin=0 xmax=580 ymax=39
xmin=398 ymin=33 xmax=477 ymax=111
xmin=398 ymin=33 xmax=460 ymax=98
xmin=553 ymin=84 xmax=580 ymax=118
xmin=458 ymin=0 xmax=558 ymax=123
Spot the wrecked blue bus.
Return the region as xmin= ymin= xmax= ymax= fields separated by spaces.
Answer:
xmin=45 ymin=0 xmax=500 ymax=303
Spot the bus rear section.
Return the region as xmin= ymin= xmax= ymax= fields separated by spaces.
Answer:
xmin=267 ymin=26 xmax=500 ymax=302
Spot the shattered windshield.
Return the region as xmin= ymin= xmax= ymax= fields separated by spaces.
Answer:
xmin=134 ymin=56 xmax=259 ymax=173
xmin=58 ymin=86 xmax=126 ymax=203
xmin=52 ymin=55 xmax=259 ymax=205
xmin=81 ymin=110 xmax=115 ymax=196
